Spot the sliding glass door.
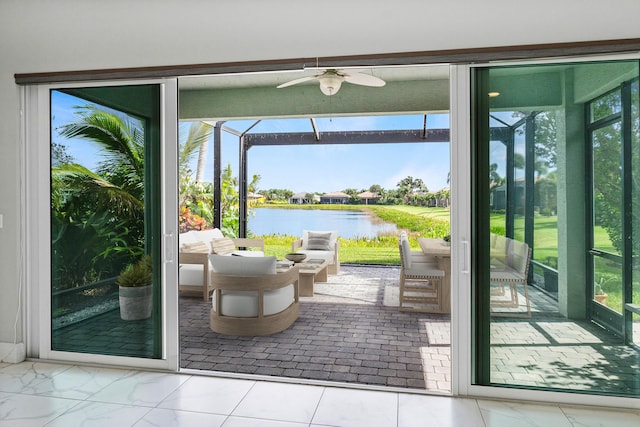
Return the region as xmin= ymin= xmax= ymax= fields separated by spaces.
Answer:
xmin=31 ymin=81 xmax=179 ymax=368
xmin=472 ymin=60 xmax=640 ymax=397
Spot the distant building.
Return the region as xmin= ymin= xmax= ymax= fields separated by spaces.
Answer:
xmin=320 ymin=191 xmax=350 ymax=204
xmin=289 ymin=192 xmax=319 ymax=204
xmin=247 ymin=192 xmax=265 ymax=205
xmin=358 ymin=191 xmax=379 ymax=205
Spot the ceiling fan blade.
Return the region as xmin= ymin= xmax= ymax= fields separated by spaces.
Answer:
xmin=276 ymin=76 xmax=317 ymax=89
xmin=343 ymin=72 xmax=386 ymax=87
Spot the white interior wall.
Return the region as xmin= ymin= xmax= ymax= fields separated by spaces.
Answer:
xmin=1 ymin=0 xmax=639 ymax=357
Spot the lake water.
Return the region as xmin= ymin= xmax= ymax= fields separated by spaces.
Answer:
xmin=248 ymin=208 xmax=398 ymax=239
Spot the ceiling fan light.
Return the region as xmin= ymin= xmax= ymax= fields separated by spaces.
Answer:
xmin=319 ymin=76 xmax=343 ymax=96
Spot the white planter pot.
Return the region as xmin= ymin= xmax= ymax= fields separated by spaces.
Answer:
xmin=119 ymin=285 xmax=153 ymax=320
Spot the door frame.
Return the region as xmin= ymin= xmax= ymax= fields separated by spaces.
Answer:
xmin=452 ymin=53 xmax=640 ymax=409
xmin=23 ymin=79 xmax=180 ymax=370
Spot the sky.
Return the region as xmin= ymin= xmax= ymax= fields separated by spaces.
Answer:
xmin=52 ymin=90 xmax=452 ymax=194
xmin=187 ymin=115 xmax=451 ymax=194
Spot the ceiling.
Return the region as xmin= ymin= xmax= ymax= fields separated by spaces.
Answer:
xmin=179 ymin=64 xmax=451 ymax=90
xmin=178 ymin=64 xmax=451 ymax=120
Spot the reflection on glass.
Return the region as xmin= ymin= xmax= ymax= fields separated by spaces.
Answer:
xmin=592 ymin=122 xmax=623 ymax=254
xmin=477 ymin=60 xmax=639 ymax=398
xmin=50 ymin=86 xmax=161 ymax=359
xmin=593 ymin=256 xmax=622 ymax=312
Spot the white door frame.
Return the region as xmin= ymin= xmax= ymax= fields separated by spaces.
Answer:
xmin=449 ymin=55 xmax=640 ymax=409
xmin=23 ymin=79 xmax=179 ymax=371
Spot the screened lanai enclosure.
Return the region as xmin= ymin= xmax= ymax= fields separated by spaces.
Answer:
xmin=473 ymin=60 xmax=640 ymax=396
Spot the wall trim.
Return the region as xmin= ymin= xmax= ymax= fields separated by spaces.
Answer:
xmin=15 ymin=38 xmax=640 ymax=85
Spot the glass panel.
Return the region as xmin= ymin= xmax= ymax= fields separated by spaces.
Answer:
xmin=592 ymin=121 xmax=622 ymax=254
xmin=50 ymin=85 xmax=162 ymax=358
xmin=489 ymin=139 xmax=507 ymax=236
xmin=632 ymin=79 xmax=640 ymax=346
xmin=593 ymin=256 xmax=622 ymax=312
xmin=533 ymin=111 xmax=559 ymax=295
xmin=513 ymin=122 xmax=526 ymax=242
xmin=474 ymin=60 xmax=640 ymax=397
xmin=590 ymin=90 xmax=621 ymax=123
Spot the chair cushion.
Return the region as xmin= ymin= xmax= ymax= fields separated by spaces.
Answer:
xmin=194 ymin=228 xmax=225 ymax=241
xmin=181 ymin=241 xmax=211 ymax=253
xmin=179 ymin=264 xmax=209 ymax=286
xmin=212 ymin=285 xmax=295 ymax=317
xmin=209 ymin=255 xmax=292 ymax=317
xmin=209 ymin=254 xmax=277 ymax=275
xmin=400 ymin=237 xmax=412 ymax=268
xmin=405 ymin=264 xmax=444 ymax=277
xmin=210 ymin=237 xmax=236 ymax=255
xmin=306 ymin=231 xmax=332 ymax=250
xmin=302 ymin=230 xmax=338 ymax=250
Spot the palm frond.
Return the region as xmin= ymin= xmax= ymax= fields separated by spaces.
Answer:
xmin=179 ymin=121 xmax=213 ymax=174
xmin=58 ymin=106 xmax=144 ymax=175
xmin=53 ymin=163 xmax=144 ymax=215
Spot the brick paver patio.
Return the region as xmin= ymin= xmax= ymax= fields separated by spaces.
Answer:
xmin=180 ymin=265 xmax=452 ymax=392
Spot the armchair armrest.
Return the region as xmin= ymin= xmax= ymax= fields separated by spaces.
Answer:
xmin=178 ymin=251 xmax=211 ymax=301
xmin=178 ymin=251 xmax=209 ymax=264
xmin=292 ymin=238 xmax=303 ymax=251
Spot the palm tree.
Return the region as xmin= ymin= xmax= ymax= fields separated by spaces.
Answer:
xmin=179 ymin=121 xmax=213 ymax=182
xmin=53 ymin=105 xmax=151 ymax=287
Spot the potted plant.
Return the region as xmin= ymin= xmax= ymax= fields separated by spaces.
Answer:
xmin=116 ymin=255 xmax=153 ymax=320
xmin=442 ymin=234 xmax=451 ymax=246
xmin=594 ymin=283 xmax=608 ymax=305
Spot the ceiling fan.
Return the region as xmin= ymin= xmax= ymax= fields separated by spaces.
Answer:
xmin=276 ymin=69 xmax=386 ymax=96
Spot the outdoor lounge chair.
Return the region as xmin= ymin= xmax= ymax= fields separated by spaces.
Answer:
xmin=398 ymin=234 xmax=446 ymax=313
xmin=179 ymin=228 xmax=265 ymax=301
xmin=209 ymin=255 xmax=300 ymax=336
xmin=291 ymin=230 xmax=340 ymax=274
xmin=489 ymin=236 xmax=532 ymax=318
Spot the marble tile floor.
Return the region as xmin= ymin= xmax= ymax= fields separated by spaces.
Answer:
xmin=1 ymin=360 xmax=639 ymax=427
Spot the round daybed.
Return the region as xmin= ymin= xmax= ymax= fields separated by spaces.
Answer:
xmin=208 ymin=255 xmax=300 ymax=336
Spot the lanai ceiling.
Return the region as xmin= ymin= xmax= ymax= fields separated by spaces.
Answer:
xmin=178 ymin=65 xmax=451 ymax=121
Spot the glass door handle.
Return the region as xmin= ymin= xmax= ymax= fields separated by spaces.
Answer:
xmin=164 ymin=232 xmax=174 ymax=264
xmin=461 ymin=240 xmax=470 ymax=274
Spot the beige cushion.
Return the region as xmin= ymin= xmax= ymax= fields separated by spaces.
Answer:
xmin=210 ymin=237 xmax=235 ymax=255
xmin=209 ymin=254 xmax=277 ymax=275
xmin=302 ymin=230 xmax=338 ymax=250
xmin=212 ymin=285 xmax=295 ymax=317
xmin=181 ymin=241 xmax=210 ymax=253
xmin=209 ymin=255 xmax=289 ymax=317
xmin=400 ymin=237 xmax=412 ymax=268
xmin=306 ymin=231 xmax=332 ymax=250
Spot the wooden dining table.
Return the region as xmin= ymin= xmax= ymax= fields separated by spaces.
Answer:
xmin=417 ymin=238 xmax=452 ymax=314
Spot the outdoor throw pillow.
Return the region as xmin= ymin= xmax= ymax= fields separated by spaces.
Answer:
xmin=181 ymin=241 xmax=210 ymax=253
xmin=306 ymin=231 xmax=332 ymax=251
xmin=210 ymin=237 xmax=236 ymax=255
xmin=209 ymin=254 xmax=277 ymax=275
